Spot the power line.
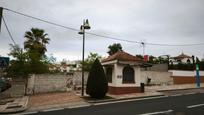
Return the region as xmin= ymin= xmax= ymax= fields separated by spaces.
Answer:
xmin=3 ymin=7 xmax=204 ymax=47
xmin=2 ymin=15 xmax=16 ymax=45
xmin=3 ymin=8 xmax=79 ymax=32
xmin=146 ymin=42 xmax=204 ymax=46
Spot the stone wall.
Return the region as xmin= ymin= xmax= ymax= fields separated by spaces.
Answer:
xmin=27 ymin=72 xmax=88 ymax=94
xmin=141 ymin=71 xmax=173 ymax=85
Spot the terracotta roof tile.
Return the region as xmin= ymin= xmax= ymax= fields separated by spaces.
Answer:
xmin=102 ymin=51 xmax=142 ymax=62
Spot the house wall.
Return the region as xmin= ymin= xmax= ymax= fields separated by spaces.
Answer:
xmin=108 ymin=64 xmax=141 ymax=87
xmin=181 ymin=58 xmax=193 ymax=63
xmin=169 ymin=58 xmax=193 ymax=65
xmin=141 ymin=71 xmax=173 ymax=85
xmin=107 ymin=64 xmax=141 ymax=94
xmin=169 ymin=70 xmax=204 ymax=84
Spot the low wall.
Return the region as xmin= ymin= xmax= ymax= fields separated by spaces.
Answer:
xmin=142 ymin=64 xmax=168 ymax=72
xmin=10 ymin=78 xmax=26 ymax=97
xmin=169 ymin=70 xmax=204 ymax=84
xmin=27 ymin=72 xmax=88 ymax=94
xmin=141 ymin=71 xmax=173 ymax=85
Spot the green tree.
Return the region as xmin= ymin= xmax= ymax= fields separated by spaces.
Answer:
xmin=7 ymin=44 xmax=29 ymax=77
xmin=24 ymin=28 xmax=50 ymax=73
xmin=107 ymin=43 xmax=123 ymax=55
xmin=86 ymin=58 xmax=108 ymax=98
xmin=148 ymin=55 xmax=156 ymax=64
xmin=136 ymin=54 xmax=143 ymax=60
xmin=196 ymin=57 xmax=200 ymax=64
xmin=83 ymin=52 xmax=101 ymax=71
xmin=24 ymin=28 xmax=50 ymax=57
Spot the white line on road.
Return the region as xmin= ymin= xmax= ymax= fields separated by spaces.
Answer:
xmin=68 ymin=104 xmax=91 ymax=109
xmin=139 ymin=110 xmax=173 ymax=115
xmin=93 ymin=96 xmax=168 ymax=106
xmin=185 ymin=92 xmax=196 ymax=95
xmin=170 ymin=94 xmax=183 ymax=97
xmin=42 ymin=107 xmax=64 ymax=112
xmin=187 ymin=103 xmax=204 ymax=108
xmin=13 ymin=111 xmax=38 ymax=115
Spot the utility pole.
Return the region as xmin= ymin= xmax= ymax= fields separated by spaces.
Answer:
xmin=141 ymin=42 xmax=145 ymax=57
xmin=0 ymin=7 xmax=3 ymax=32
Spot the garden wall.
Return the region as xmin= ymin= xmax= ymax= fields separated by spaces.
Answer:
xmin=26 ymin=72 xmax=88 ymax=94
xmin=141 ymin=71 xmax=173 ymax=85
xmin=169 ymin=70 xmax=204 ymax=84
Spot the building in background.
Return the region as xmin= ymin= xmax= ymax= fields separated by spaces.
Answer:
xmin=49 ymin=60 xmax=81 ymax=73
xmin=169 ymin=52 xmax=193 ymax=65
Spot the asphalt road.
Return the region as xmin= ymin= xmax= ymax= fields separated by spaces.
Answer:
xmin=28 ymin=93 xmax=204 ymax=115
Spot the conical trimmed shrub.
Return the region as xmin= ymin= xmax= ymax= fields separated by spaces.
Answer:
xmin=86 ymin=58 xmax=108 ymax=98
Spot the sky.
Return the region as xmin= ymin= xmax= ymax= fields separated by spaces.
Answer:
xmin=0 ymin=0 xmax=204 ymax=61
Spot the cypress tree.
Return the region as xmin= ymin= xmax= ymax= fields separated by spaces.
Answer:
xmin=86 ymin=58 xmax=108 ymax=98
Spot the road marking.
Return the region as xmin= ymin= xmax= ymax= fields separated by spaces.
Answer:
xmin=14 ymin=111 xmax=38 ymax=115
xmin=139 ymin=110 xmax=173 ymax=115
xmin=42 ymin=107 xmax=64 ymax=112
xmin=68 ymin=104 xmax=91 ymax=109
xmin=170 ymin=94 xmax=183 ymax=97
xmin=93 ymin=96 xmax=168 ymax=106
xmin=185 ymin=92 xmax=196 ymax=95
xmin=187 ymin=103 xmax=204 ymax=108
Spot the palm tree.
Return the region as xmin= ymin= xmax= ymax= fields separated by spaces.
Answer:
xmin=24 ymin=28 xmax=50 ymax=56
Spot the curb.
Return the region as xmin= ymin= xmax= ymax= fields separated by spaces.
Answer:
xmin=0 ymin=107 xmax=27 ymax=114
xmin=157 ymin=87 xmax=204 ymax=92
xmin=85 ymin=94 xmax=165 ymax=104
xmin=0 ymin=96 xmax=29 ymax=114
xmin=19 ymin=95 xmax=165 ymax=114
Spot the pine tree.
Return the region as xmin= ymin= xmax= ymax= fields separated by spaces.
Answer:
xmin=86 ymin=58 xmax=108 ymax=98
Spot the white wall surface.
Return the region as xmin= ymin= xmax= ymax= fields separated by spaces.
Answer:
xmin=141 ymin=71 xmax=173 ymax=85
xmin=169 ymin=70 xmax=204 ymax=77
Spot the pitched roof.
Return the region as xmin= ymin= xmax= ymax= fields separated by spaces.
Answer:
xmin=174 ymin=52 xmax=191 ymax=59
xmin=102 ymin=51 xmax=142 ymax=62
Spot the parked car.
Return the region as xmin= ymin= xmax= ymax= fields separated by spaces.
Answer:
xmin=0 ymin=77 xmax=11 ymax=92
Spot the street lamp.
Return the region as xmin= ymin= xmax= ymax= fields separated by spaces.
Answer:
xmin=78 ymin=19 xmax=90 ymax=96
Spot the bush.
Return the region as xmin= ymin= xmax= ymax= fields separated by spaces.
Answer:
xmin=86 ymin=58 xmax=108 ymax=98
xmin=169 ymin=62 xmax=204 ymax=70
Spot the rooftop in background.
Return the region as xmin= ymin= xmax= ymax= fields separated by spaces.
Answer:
xmin=173 ymin=52 xmax=192 ymax=59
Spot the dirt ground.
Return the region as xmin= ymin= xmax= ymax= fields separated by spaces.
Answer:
xmin=28 ymin=92 xmax=83 ymax=108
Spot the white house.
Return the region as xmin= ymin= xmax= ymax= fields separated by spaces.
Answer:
xmin=101 ymin=51 xmax=144 ymax=95
xmin=169 ymin=52 xmax=193 ymax=65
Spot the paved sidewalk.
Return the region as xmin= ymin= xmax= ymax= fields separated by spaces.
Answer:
xmin=26 ymin=92 xmax=89 ymax=112
xmin=107 ymin=83 xmax=204 ymax=99
xmin=0 ymin=96 xmax=29 ymax=114
xmin=5 ymin=83 xmax=204 ymax=114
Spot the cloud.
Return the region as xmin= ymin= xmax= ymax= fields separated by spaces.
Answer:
xmin=0 ymin=0 xmax=204 ymax=61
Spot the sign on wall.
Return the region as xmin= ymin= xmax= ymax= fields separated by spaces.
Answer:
xmin=0 ymin=57 xmax=9 ymax=68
